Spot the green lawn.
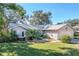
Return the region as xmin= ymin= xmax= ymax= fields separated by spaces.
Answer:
xmin=0 ymin=42 xmax=79 ymax=56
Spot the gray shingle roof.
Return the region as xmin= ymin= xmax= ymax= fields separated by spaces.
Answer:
xmin=35 ymin=24 xmax=67 ymax=30
xmin=9 ymin=20 xmax=67 ymax=31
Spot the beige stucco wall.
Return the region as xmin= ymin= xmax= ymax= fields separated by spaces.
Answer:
xmin=44 ymin=25 xmax=74 ymax=40
xmin=58 ymin=25 xmax=74 ymax=38
xmin=58 ymin=25 xmax=74 ymax=39
xmin=44 ymin=30 xmax=59 ymax=40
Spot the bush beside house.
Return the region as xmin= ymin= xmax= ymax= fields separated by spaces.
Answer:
xmin=25 ymin=29 xmax=48 ymax=41
xmin=0 ymin=30 xmax=18 ymax=43
xmin=10 ymin=30 xmax=19 ymax=42
xmin=60 ymin=35 xmax=71 ymax=43
xmin=0 ymin=28 xmax=48 ymax=42
xmin=74 ymin=34 xmax=79 ymax=39
xmin=0 ymin=31 xmax=9 ymax=42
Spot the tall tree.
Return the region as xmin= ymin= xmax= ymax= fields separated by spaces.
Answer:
xmin=0 ymin=3 xmax=26 ymax=32
xmin=30 ymin=10 xmax=52 ymax=25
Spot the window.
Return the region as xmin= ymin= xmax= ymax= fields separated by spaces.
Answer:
xmin=22 ymin=31 xmax=24 ymax=36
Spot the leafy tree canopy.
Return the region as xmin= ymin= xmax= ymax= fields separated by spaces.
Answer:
xmin=30 ymin=10 xmax=52 ymax=25
xmin=57 ymin=19 xmax=79 ymax=27
xmin=0 ymin=3 xmax=26 ymax=31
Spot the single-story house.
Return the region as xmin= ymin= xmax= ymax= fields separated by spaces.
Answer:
xmin=8 ymin=20 xmax=37 ymax=38
xmin=9 ymin=23 xmax=26 ymax=38
xmin=35 ymin=24 xmax=74 ymax=40
xmin=9 ymin=20 xmax=74 ymax=40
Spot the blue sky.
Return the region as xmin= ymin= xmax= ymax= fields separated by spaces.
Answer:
xmin=19 ymin=3 xmax=79 ymax=24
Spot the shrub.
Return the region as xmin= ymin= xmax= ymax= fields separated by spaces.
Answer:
xmin=60 ymin=35 xmax=71 ymax=43
xmin=0 ymin=30 xmax=19 ymax=43
xmin=25 ymin=29 xmax=35 ymax=40
xmin=74 ymin=34 xmax=79 ymax=39
xmin=0 ymin=31 xmax=10 ymax=42
xmin=26 ymin=29 xmax=48 ymax=40
xmin=9 ymin=30 xmax=19 ymax=42
xmin=40 ymin=34 xmax=48 ymax=38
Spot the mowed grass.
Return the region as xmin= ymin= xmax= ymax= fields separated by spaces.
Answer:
xmin=0 ymin=42 xmax=79 ymax=56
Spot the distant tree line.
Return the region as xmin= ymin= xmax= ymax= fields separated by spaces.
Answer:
xmin=57 ymin=19 xmax=79 ymax=27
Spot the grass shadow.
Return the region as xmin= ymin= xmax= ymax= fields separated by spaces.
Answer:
xmin=0 ymin=43 xmax=67 ymax=56
xmin=0 ymin=43 xmax=79 ymax=56
xmin=59 ymin=47 xmax=79 ymax=56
